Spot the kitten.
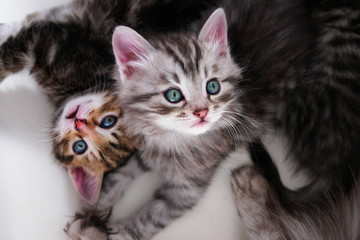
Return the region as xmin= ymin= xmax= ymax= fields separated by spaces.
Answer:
xmin=0 ymin=0 xmax=220 ymax=204
xmin=107 ymin=0 xmax=359 ymax=239
xmin=107 ymin=8 xmax=243 ymax=240
xmin=0 ymin=8 xmax=137 ymax=204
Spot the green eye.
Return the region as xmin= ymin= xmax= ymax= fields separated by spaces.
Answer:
xmin=100 ymin=115 xmax=117 ymax=129
xmin=206 ymin=79 xmax=220 ymax=95
xmin=73 ymin=140 xmax=87 ymax=155
xmin=164 ymin=89 xmax=183 ymax=103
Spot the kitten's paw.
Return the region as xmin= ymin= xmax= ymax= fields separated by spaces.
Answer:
xmin=231 ymin=166 xmax=283 ymax=240
xmin=107 ymin=224 xmax=133 ymax=240
xmin=64 ymin=211 xmax=109 ymax=240
xmin=108 ymin=230 xmax=133 ymax=240
xmin=231 ymin=165 xmax=272 ymax=211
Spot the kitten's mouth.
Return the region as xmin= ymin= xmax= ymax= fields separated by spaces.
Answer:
xmin=191 ymin=119 xmax=209 ymax=128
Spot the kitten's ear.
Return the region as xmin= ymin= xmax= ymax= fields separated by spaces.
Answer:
xmin=112 ymin=26 xmax=152 ymax=78
xmin=69 ymin=167 xmax=103 ymax=205
xmin=198 ymin=8 xmax=228 ymax=56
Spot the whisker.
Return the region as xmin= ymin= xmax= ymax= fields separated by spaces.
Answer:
xmin=218 ymin=118 xmax=243 ymax=148
xmin=222 ymin=110 xmax=268 ymax=131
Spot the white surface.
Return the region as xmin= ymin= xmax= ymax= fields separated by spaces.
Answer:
xmin=0 ymin=1 xmax=250 ymax=240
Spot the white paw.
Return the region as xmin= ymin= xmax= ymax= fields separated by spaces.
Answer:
xmin=108 ymin=231 xmax=133 ymax=240
xmin=65 ymin=217 xmax=107 ymax=240
xmin=107 ymin=224 xmax=133 ymax=240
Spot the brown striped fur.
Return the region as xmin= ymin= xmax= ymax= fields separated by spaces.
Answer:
xmin=52 ymin=93 xmax=139 ymax=178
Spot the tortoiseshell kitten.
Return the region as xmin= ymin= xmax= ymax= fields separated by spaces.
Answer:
xmin=0 ymin=0 xmax=220 ymax=205
xmin=0 ymin=3 xmax=137 ymax=205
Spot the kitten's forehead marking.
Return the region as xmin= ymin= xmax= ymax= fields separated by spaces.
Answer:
xmin=161 ymin=37 xmax=203 ymax=80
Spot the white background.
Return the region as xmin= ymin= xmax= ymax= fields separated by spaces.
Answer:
xmin=0 ymin=0 xmax=251 ymax=239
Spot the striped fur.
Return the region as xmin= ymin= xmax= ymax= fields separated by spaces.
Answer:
xmin=111 ymin=9 xmax=244 ymax=240
xmin=220 ymin=0 xmax=360 ymax=199
xmin=226 ymin=0 xmax=360 ymax=238
xmin=232 ymin=165 xmax=360 ymax=240
xmin=112 ymin=0 xmax=360 ymax=239
xmin=0 ymin=0 xmax=222 ymax=239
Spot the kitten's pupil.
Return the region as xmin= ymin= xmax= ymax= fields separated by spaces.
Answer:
xmin=100 ymin=115 xmax=117 ymax=129
xmin=73 ymin=140 xmax=87 ymax=154
xmin=206 ymin=79 xmax=220 ymax=95
xmin=164 ymin=89 xmax=183 ymax=103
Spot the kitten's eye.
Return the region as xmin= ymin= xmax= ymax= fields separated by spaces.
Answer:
xmin=164 ymin=89 xmax=183 ymax=103
xmin=206 ymin=79 xmax=220 ymax=95
xmin=73 ymin=140 xmax=87 ymax=155
xmin=100 ymin=115 xmax=118 ymax=129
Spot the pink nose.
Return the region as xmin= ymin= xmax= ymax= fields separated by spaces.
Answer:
xmin=74 ymin=118 xmax=87 ymax=130
xmin=193 ymin=109 xmax=208 ymax=119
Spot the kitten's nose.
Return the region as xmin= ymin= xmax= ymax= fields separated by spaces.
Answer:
xmin=74 ymin=118 xmax=87 ymax=130
xmin=193 ymin=109 xmax=208 ymax=119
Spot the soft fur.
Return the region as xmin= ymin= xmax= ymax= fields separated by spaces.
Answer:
xmin=111 ymin=0 xmax=360 ymax=239
xmin=232 ymin=165 xmax=360 ymax=240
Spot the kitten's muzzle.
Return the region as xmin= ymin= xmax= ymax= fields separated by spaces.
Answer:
xmin=65 ymin=105 xmax=87 ymax=130
xmin=74 ymin=118 xmax=87 ymax=130
xmin=193 ymin=109 xmax=208 ymax=119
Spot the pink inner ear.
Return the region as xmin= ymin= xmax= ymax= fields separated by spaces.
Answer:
xmin=199 ymin=8 xmax=228 ymax=55
xmin=112 ymin=26 xmax=151 ymax=77
xmin=70 ymin=167 xmax=103 ymax=205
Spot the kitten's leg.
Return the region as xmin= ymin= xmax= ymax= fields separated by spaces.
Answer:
xmin=231 ymin=165 xmax=285 ymax=240
xmin=0 ymin=0 xmax=84 ymax=82
xmin=107 ymin=177 xmax=208 ymax=240
xmin=65 ymin=211 xmax=109 ymax=240
xmin=65 ymin=155 xmax=147 ymax=240
xmin=0 ymin=23 xmax=36 ymax=82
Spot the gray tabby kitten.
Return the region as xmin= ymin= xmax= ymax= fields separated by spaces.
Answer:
xmin=106 ymin=8 xmax=242 ymax=240
xmin=107 ymin=0 xmax=359 ymax=239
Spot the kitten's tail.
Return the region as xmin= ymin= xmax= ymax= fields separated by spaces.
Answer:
xmin=247 ymin=141 xmax=360 ymax=239
xmin=248 ymin=140 xmax=355 ymax=206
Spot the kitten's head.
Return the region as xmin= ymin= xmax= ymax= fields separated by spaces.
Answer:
xmin=52 ymin=91 xmax=139 ymax=204
xmin=113 ymin=9 xmax=242 ymax=137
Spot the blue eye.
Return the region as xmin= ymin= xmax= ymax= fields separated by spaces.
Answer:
xmin=73 ymin=140 xmax=87 ymax=154
xmin=164 ymin=89 xmax=183 ymax=103
xmin=100 ymin=115 xmax=117 ymax=129
xmin=206 ymin=79 xmax=220 ymax=95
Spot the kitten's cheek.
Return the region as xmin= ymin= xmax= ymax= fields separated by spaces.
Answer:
xmin=68 ymin=167 xmax=103 ymax=205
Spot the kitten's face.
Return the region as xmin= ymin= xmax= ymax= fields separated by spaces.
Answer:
xmin=52 ymin=92 xmax=138 ymax=204
xmin=129 ymin=42 xmax=239 ymax=136
xmin=113 ymin=9 xmax=242 ymax=137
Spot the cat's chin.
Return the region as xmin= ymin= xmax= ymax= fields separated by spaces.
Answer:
xmin=175 ymin=121 xmax=213 ymax=136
